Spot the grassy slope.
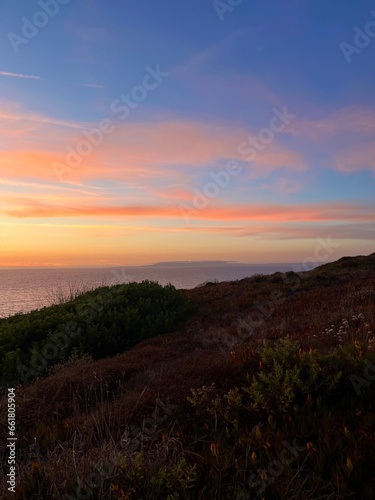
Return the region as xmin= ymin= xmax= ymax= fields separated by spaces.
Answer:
xmin=0 ymin=253 xmax=374 ymax=499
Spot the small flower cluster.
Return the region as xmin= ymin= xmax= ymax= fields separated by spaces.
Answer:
xmin=319 ymin=313 xmax=373 ymax=346
xmin=351 ymin=312 xmax=365 ymax=326
xmin=320 ymin=318 xmax=349 ymax=343
xmin=336 ymin=318 xmax=350 ymax=343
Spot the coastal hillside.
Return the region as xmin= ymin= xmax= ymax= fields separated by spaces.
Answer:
xmin=0 ymin=253 xmax=374 ymax=499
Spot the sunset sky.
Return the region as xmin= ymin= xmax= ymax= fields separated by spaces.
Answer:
xmin=0 ymin=0 xmax=374 ymax=267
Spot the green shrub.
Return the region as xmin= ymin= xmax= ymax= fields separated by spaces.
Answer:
xmin=0 ymin=281 xmax=190 ymax=386
xmin=243 ymin=337 xmax=344 ymax=413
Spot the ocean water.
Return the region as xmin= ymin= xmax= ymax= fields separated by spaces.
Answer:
xmin=0 ymin=263 xmax=300 ymax=318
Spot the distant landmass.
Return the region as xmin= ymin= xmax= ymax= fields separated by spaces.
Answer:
xmin=144 ymin=260 xmax=236 ymax=267
xmin=143 ymin=261 xmax=293 ymax=268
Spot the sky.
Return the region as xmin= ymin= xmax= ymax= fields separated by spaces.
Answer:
xmin=0 ymin=0 xmax=374 ymax=267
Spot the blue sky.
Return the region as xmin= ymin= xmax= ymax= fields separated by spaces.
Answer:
xmin=0 ymin=0 xmax=374 ymax=266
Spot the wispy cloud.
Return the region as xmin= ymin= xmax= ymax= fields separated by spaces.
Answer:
xmin=0 ymin=71 xmax=42 ymax=80
xmin=0 ymin=70 xmax=103 ymax=89
xmin=288 ymin=106 xmax=375 ymax=140
xmin=3 ymin=221 xmax=373 ymax=241
xmin=0 ymin=112 xmax=306 ymax=184
xmin=76 ymin=82 xmax=104 ymax=89
xmin=2 ymin=200 xmax=374 ymax=223
xmin=334 ymin=143 xmax=375 ymax=173
xmin=0 ymin=178 xmax=101 ymax=197
xmin=260 ymin=179 xmax=303 ymax=194
xmin=92 ymin=120 xmax=306 ymax=181
xmin=0 ymin=102 xmax=89 ymax=130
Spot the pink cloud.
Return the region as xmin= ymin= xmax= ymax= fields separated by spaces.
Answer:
xmin=260 ymin=179 xmax=303 ymax=194
xmin=2 ymin=199 xmax=374 ymax=224
xmin=334 ymin=143 xmax=375 ymax=173
xmin=0 ymin=104 xmax=306 ymax=185
xmin=89 ymin=120 xmax=306 ymax=182
xmin=0 ymin=150 xmax=66 ymax=179
xmin=288 ymin=106 xmax=375 ymax=140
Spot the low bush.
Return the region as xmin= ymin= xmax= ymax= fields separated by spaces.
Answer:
xmin=0 ymin=281 xmax=190 ymax=386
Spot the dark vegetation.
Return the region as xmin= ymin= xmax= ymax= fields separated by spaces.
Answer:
xmin=0 ymin=253 xmax=374 ymax=499
xmin=0 ymin=281 xmax=190 ymax=385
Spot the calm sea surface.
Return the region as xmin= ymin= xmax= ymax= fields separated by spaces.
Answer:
xmin=0 ymin=264 xmax=301 ymax=318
